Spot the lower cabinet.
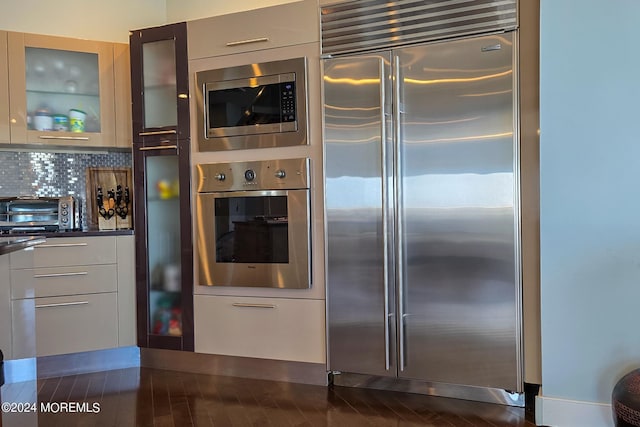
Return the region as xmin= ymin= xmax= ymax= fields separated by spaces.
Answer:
xmin=6 ymin=235 xmax=135 ymax=360
xmin=0 ymin=255 xmax=11 ymax=359
xmin=12 ymin=293 xmax=118 ymax=359
xmin=10 ymin=264 xmax=117 ymax=299
xmin=194 ymin=295 xmax=325 ymax=364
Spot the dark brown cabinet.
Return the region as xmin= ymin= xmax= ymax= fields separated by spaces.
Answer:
xmin=130 ymin=22 xmax=193 ymax=351
xmin=130 ymin=22 xmax=189 ymax=145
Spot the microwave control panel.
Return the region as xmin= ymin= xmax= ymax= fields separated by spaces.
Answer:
xmin=281 ymin=82 xmax=296 ymax=122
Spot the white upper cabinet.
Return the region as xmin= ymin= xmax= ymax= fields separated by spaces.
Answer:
xmin=187 ymin=0 xmax=319 ymax=60
xmin=6 ymin=32 xmax=130 ymax=148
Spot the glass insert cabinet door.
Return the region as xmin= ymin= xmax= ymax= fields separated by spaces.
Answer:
xmin=145 ymin=154 xmax=183 ymax=338
xmin=142 ymin=40 xmax=177 ymax=129
xmin=26 ymin=48 xmax=100 ymax=132
xmin=7 ymin=32 xmax=116 ymax=146
xmin=129 ymin=22 xmax=189 ymax=143
xmin=0 ymin=31 xmax=9 ymax=143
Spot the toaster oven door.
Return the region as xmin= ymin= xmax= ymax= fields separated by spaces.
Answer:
xmin=4 ymin=199 xmax=59 ymax=229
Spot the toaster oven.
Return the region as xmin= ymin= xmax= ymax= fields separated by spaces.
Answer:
xmin=0 ymin=196 xmax=78 ymax=233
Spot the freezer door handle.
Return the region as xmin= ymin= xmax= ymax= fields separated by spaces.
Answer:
xmin=379 ymin=57 xmax=392 ymax=372
xmin=394 ymin=54 xmax=407 ymax=372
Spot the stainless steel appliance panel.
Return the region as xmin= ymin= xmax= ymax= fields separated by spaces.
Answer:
xmin=196 ymin=158 xmax=309 ymax=194
xmin=195 ymin=57 xmax=308 ymax=151
xmin=396 ymin=33 xmax=520 ymax=390
xmin=196 ymin=189 xmax=310 ymax=289
xmin=324 ymin=53 xmax=396 ymax=376
xmin=196 ymin=158 xmax=311 ymax=289
xmin=320 ymin=0 xmax=518 ymax=56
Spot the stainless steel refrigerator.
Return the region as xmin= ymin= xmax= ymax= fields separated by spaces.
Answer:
xmin=324 ymin=31 xmax=523 ymax=404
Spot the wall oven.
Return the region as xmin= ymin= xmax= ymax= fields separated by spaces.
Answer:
xmin=196 ymin=158 xmax=311 ymax=289
xmin=195 ymin=57 xmax=308 ymax=151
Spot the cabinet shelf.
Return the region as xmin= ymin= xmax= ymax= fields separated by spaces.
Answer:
xmin=144 ymin=84 xmax=176 ymax=91
xmin=147 ymin=194 xmax=179 ymax=200
xmin=26 ymin=89 xmax=99 ymax=98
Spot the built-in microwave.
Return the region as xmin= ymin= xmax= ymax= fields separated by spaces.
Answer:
xmin=195 ymin=57 xmax=308 ymax=151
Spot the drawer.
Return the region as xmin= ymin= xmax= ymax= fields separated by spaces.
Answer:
xmin=12 ymin=292 xmax=118 ymax=359
xmin=10 ymin=236 xmax=117 ymax=269
xmin=194 ymin=295 xmax=325 ymax=363
xmin=11 ymin=264 xmax=118 ymax=299
xmin=187 ymin=0 xmax=319 ymax=59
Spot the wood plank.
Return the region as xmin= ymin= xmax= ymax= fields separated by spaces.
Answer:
xmin=0 ymin=367 xmax=537 ymax=427
xmin=85 ymin=167 xmax=133 ymax=231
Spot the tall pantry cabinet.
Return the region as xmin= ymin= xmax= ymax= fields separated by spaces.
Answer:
xmin=129 ymin=22 xmax=194 ymax=351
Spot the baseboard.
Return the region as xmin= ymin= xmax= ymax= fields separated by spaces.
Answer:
xmin=2 ymin=346 xmax=140 ymax=384
xmin=331 ymin=372 xmax=524 ymax=407
xmin=140 ymin=348 xmax=328 ymax=386
xmin=536 ymin=395 xmax=614 ymax=427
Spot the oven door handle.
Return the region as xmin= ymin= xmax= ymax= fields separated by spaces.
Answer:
xmin=198 ymin=189 xmax=293 ymax=198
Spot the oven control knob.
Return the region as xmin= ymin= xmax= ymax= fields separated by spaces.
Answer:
xmin=244 ymin=169 xmax=256 ymax=181
xmin=275 ymin=170 xmax=286 ymax=179
xmin=214 ymin=173 xmax=226 ymax=181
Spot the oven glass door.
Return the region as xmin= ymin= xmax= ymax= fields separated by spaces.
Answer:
xmin=197 ymin=189 xmax=310 ymax=289
xmin=205 ymin=73 xmax=297 ymax=138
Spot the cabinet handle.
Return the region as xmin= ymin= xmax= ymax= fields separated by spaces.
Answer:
xmin=139 ymin=130 xmax=177 ymax=136
xmin=379 ymin=57 xmax=391 ymax=372
xmin=37 ymin=243 xmax=88 ymax=248
xmin=231 ymin=303 xmax=276 ymax=309
xmin=139 ymin=145 xmax=178 ymax=151
xmin=39 ymin=135 xmax=90 ymax=141
xmin=226 ymin=37 xmax=269 ymax=47
xmin=35 ymin=301 xmax=89 ymax=309
xmin=33 ymin=271 xmax=88 ymax=279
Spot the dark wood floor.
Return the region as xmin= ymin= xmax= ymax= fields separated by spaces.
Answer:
xmin=0 ymin=367 xmax=536 ymax=427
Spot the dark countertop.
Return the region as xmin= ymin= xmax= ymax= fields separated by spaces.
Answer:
xmin=0 ymin=236 xmax=47 ymax=256
xmin=0 ymin=229 xmax=134 ymax=239
xmin=38 ymin=229 xmax=135 ymax=238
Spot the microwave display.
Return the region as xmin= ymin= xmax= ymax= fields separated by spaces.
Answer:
xmin=207 ymin=81 xmax=296 ymax=129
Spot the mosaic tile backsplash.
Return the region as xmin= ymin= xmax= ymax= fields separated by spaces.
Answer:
xmin=0 ymin=150 xmax=132 ymax=229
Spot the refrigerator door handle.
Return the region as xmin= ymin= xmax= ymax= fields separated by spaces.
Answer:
xmin=393 ymin=54 xmax=407 ymax=372
xmin=379 ymin=58 xmax=391 ymax=372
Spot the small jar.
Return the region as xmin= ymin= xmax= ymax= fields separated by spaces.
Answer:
xmin=52 ymin=114 xmax=69 ymax=131
xmin=68 ymin=109 xmax=86 ymax=133
xmin=33 ymin=110 xmax=53 ymax=131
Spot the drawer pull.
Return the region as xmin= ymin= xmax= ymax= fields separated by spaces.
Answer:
xmin=35 ymin=301 xmax=89 ymax=309
xmin=33 ymin=271 xmax=88 ymax=279
xmin=139 ymin=130 xmax=177 ymax=136
xmin=139 ymin=145 xmax=178 ymax=151
xmin=231 ymin=303 xmax=276 ymax=309
xmin=39 ymin=135 xmax=90 ymax=141
xmin=37 ymin=243 xmax=89 ymax=249
xmin=226 ymin=37 xmax=269 ymax=47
